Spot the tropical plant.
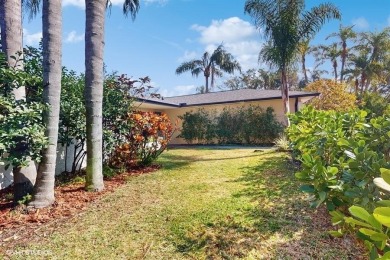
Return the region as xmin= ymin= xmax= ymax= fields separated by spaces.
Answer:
xmin=305 ymin=79 xmax=357 ymax=112
xmin=326 ymin=25 xmax=356 ymax=82
xmin=176 ymin=44 xmax=241 ymax=93
xmin=353 ymin=28 xmax=390 ymax=94
xmin=178 ymin=109 xmax=216 ymax=144
xmin=330 ymin=168 xmax=390 ymax=259
xmin=84 ymin=0 xmax=140 ymax=192
xmin=0 ymin=0 xmax=41 ymax=203
xmin=110 ymin=111 xmax=174 ymax=167
xmin=312 ymin=43 xmax=341 ymax=81
xmin=244 ymin=0 xmax=340 ymax=125
xmin=0 ymin=88 xmax=48 ymax=202
xmin=179 ymin=106 xmax=283 ymax=145
xmin=223 ymin=68 xmax=281 ymax=90
xmin=288 ymin=106 xmax=390 ymax=210
xmin=297 ymin=39 xmax=312 ymax=85
xmin=29 ymin=0 xmax=63 ymax=208
xmin=0 ymin=0 xmax=25 ymax=99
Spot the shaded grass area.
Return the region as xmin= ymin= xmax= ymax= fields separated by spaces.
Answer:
xmin=4 ymin=148 xmax=364 ymax=259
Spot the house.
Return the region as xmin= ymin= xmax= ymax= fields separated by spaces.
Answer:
xmin=135 ymin=89 xmax=319 ymax=144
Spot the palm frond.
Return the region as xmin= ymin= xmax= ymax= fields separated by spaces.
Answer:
xmin=123 ymin=0 xmax=140 ymax=21
xmin=244 ymin=0 xmax=279 ymax=38
xmin=23 ymin=0 xmax=41 ymax=21
xmin=299 ymin=3 xmax=341 ymax=41
xmin=176 ymin=60 xmax=199 ymax=75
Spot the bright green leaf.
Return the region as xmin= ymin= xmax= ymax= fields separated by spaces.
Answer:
xmin=373 ymin=207 xmax=390 ymax=228
xmin=349 ymin=206 xmax=371 ymax=222
xmin=380 ymin=168 xmax=390 ymax=185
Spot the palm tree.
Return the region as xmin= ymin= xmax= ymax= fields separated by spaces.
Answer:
xmin=84 ymin=0 xmax=140 ymax=191
xmin=345 ymin=28 xmax=390 ymax=95
xmin=176 ymin=44 xmax=241 ymax=93
xmin=326 ymin=25 xmax=356 ymax=82
xmin=244 ymin=0 xmax=340 ymax=125
xmin=312 ymin=43 xmax=341 ymax=81
xmin=0 ymin=0 xmax=24 ymax=99
xmin=1 ymin=0 xmax=40 ymax=202
xmin=29 ymin=0 xmax=62 ymax=208
xmin=297 ymin=39 xmax=312 ymax=85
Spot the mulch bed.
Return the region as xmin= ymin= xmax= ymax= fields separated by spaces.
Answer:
xmin=0 ymin=165 xmax=160 ymax=253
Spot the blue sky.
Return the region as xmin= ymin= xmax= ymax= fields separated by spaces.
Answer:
xmin=22 ymin=0 xmax=390 ymax=97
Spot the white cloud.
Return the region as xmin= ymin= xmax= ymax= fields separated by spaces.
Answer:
xmin=352 ymin=17 xmax=370 ymax=30
xmin=188 ymin=17 xmax=262 ymax=72
xmin=191 ymin=17 xmax=257 ymax=45
xmin=144 ymin=0 xmax=168 ymax=5
xmin=160 ymin=85 xmax=196 ymax=97
xmin=62 ymin=0 xmax=85 ymax=8
xmin=177 ymin=51 xmax=198 ymax=62
xmin=65 ymin=31 xmax=84 ymax=43
xmin=23 ymin=29 xmax=42 ymax=46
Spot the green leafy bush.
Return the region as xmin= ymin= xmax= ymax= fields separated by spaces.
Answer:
xmin=179 ymin=106 xmax=283 ymax=145
xmin=288 ymin=106 xmax=390 ymax=210
xmin=0 ymin=96 xmax=48 ymax=168
xmin=330 ymin=168 xmax=390 ymax=259
xmin=179 ymin=109 xmax=215 ymax=144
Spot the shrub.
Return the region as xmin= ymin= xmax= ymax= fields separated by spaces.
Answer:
xmin=110 ymin=111 xmax=174 ymax=167
xmin=330 ymin=168 xmax=390 ymax=259
xmin=178 ymin=109 xmax=215 ymax=144
xmin=305 ymin=79 xmax=357 ymax=112
xmin=359 ymin=92 xmax=390 ymax=118
xmin=288 ymin=106 xmax=390 ymax=210
xmin=179 ymin=106 xmax=283 ymax=145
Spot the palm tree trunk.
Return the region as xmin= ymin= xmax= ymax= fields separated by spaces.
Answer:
xmin=0 ymin=0 xmax=24 ymax=99
xmin=30 ymin=0 xmax=62 ymax=208
xmin=302 ymin=54 xmax=308 ymax=83
xmin=333 ymin=60 xmax=338 ymax=81
xmin=281 ymin=68 xmax=290 ymax=126
xmin=84 ymin=0 xmax=105 ymax=191
xmin=1 ymin=0 xmax=37 ymax=203
xmin=205 ymin=76 xmax=209 ymax=93
xmin=340 ymin=42 xmax=347 ymax=82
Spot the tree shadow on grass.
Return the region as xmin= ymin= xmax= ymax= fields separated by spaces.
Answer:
xmin=174 ymin=153 xmax=364 ymax=259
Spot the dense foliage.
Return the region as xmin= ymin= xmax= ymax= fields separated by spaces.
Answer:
xmin=110 ymin=111 xmax=174 ymax=167
xmin=0 ymin=54 xmax=48 ymax=169
xmin=1 ymin=46 xmax=170 ymax=177
xmin=305 ymin=79 xmax=357 ymax=111
xmin=288 ymin=106 xmax=390 ymax=257
xmin=179 ymin=106 xmax=283 ymax=145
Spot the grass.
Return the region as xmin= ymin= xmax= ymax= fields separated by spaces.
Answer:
xmin=5 ymin=148 xmax=364 ymax=259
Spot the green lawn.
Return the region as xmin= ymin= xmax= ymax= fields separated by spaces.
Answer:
xmin=8 ymin=148 xmax=363 ymax=259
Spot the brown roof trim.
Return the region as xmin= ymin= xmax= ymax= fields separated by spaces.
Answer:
xmin=138 ymin=92 xmax=320 ymax=108
xmin=177 ymin=93 xmax=320 ymax=107
xmin=136 ymin=98 xmax=180 ymax=107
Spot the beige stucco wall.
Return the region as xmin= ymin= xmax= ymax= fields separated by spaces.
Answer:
xmin=138 ymin=97 xmax=304 ymax=145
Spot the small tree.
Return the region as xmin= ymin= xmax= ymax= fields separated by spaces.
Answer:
xmin=305 ymin=79 xmax=357 ymax=112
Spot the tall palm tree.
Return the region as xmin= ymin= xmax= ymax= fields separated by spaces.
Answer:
xmin=345 ymin=28 xmax=390 ymax=95
xmin=360 ymin=28 xmax=390 ymax=64
xmin=29 ymin=0 xmax=62 ymax=208
xmin=312 ymin=43 xmax=341 ymax=81
xmin=176 ymin=44 xmax=241 ymax=93
xmin=297 ymin=39 xmax=312 ymax=85
xmin=84 ymin=0 xmax=140 ymax=191
xmin=326 ymin=25 xmax=356 ymax=82
xmin=0 ymin=0 xmax=24 ymax=99
xmin=1 ymin=0 xmax=40 ymax=202
xmin=244 ymin=0 xmax=340 ymax=125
